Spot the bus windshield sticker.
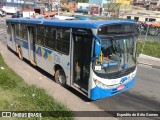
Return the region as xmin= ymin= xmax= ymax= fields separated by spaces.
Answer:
xmin=95 ymin=66 xmax=101 ymax=71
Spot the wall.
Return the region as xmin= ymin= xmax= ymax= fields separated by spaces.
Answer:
xmin=116 ymin=0 xmax=132 ymax=5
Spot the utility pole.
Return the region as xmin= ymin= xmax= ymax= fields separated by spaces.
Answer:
xmin=141 ymin=20 xmax=150 ymax=54
xmin=48 ymin=0 xmax=50 ymax=18
xmin=58 ymin=0 xmax=61 ymax=16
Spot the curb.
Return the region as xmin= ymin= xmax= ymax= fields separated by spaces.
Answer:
xmin=138 ymin=62 xmax=160 ymax=69
xmin=139 ymin=54 xmax=160 ymax=62
xmin=138 ymin=54 xmax=160 ymax=69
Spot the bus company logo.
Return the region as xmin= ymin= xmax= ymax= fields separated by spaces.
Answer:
xmin=120 ymin=77 xmax=127 ymax=84
xmin=36 ymin=45 xmax=52 ymax=60
xmin=2 ymin=112 xmax=11 ymax=117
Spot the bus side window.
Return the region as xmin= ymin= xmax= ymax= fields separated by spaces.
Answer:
xmin=15 ymin=24 xmax=19 ymax=38
xmin=6 ymin=22 xmax=11 ymax=35
xmin=56 ymin=28 xmax=70 ymax=54
xmin=20 ymin=24 xmax=27 ymax=40
xmin=45 ymin=27 xmax=56 ymax=49
xmin=36 ymin=26 xmax=44 ymax=46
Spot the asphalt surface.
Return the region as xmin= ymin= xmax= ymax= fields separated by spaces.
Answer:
xmin=0 ymin=20 xmax=6 ymax=41
xmin=0 ymin=20 xmax=160 ymax=120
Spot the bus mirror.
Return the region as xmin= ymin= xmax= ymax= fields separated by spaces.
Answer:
xmin=94 ymin=40 xmax=101 ymax=58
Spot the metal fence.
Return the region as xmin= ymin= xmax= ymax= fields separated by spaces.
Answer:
xmin=138 ymin=25 xmax=160 ymax=58
xmin=138 ymin=25 xmax=160 ymax=41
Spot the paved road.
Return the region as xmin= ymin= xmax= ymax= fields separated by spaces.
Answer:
xmin=0 ymin=20 xmax=6 ymax=41
xmin=0 ymin=21 xmax=160 ymax=120
xmin=0 ymin=20 xmax=6 ymax=28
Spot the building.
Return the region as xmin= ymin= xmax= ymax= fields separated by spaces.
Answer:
xmin=0 ymin=0 xmax=6 ymax=8
xmin=149 ymin=0 xmax=160 ymax=6
xmin=133 ymin=0 xmax=160 ymax=10
xmin=5 ymin=0 xmax=37 ymax=8
xmin=116 ymin=0 xmax=132 ymax=5
xmin=89 ymin=0 xmax=108 ymax=7
xmin=119 ymin=9 xmax=160 ymax=22
xmin=133 ymin=0 xmax=146 ymax=6
xmin=148 ymin=0 xmax=160 ymax=10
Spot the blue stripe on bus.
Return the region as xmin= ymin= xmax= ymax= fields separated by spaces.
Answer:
xmin=6 ymin=18 xmax=136 ymax=29
xmin=90 ymin=77 xmax=136 ymax=100
xmin=15 ymin=38 xmax=28 ymax=49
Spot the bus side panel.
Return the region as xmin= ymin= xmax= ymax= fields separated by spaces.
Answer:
xmin=14 ymin=38 xmax=29 ymax=60
xmin=7 ymin=35 xmax=13 ymax=49
xmin=35 ymin=45 xmax=54 ymax=75
xmin=89 ymin=69 xmax=137 ymax=100
xmin=35 ymin=45 xmax=71 ymax=85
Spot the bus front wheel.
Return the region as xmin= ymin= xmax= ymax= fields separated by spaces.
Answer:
xmin=55 ymin=69 xmax=66 ymax=86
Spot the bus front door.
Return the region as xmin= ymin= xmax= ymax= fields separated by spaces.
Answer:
xmin=11 ymin=24 xmax=16 ymax=51
xmin=28 ymin=27 xmax=36 ymax=65
xmin=72 ymin=35 xmax=92 ymax=93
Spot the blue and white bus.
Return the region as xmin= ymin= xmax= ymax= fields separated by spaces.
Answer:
xmin=6 ymin=18 xmax=138 ymax=100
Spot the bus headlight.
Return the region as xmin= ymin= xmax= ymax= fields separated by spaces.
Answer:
xmin=93 ymin=79 xmax=109 ymax=89
xmin=131 ymin=73 xmax=135 ymax=79
xmin=128 ymin=73 xmax=135 ymax=81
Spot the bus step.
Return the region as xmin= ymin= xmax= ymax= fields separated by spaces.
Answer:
xmin=30 ymin=60 xmax=36 ymax=66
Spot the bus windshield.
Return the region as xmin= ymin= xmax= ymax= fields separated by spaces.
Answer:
xmin=93 ymin=35 xmax=137 ymax=77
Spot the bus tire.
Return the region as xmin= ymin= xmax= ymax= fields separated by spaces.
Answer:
xmin=55 ymin=69 xmax=66 ymax=86
xmin=18 ymin=47 xmax=23 ymax=60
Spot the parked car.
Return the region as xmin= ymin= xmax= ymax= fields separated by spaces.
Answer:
xmin=0 ymin=9 xmax=6 ymax=17
xmin=75 ymin=9 xmax=89 ymax=15
xmin=12 ymin=11 xmax=22 ymax=18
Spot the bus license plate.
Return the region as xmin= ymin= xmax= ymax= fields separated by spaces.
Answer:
xmin=117 ymin=85 xmax=125 ymax=91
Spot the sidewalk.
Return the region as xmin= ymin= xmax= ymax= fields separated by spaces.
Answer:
xmin=138 ymin=54 xmax=160 ymax=69
xmin=0 ymin=15 xmax=12 ymax=22
xmin=0 ymin=42 xmax=117 ymax=120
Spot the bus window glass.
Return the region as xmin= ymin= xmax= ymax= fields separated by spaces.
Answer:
xmin=37 ymin=26 xmax=44 ymax=45
xmin=45 ymin=27 xmax=56 ymax=49
xmin=15 ymin=24 xmax=19 ymax=37
xmin=6 ymin=22 xmax=11 ymax=35
xmin=56 ymin=28 xmax=70 ymax=54
xmin=20 ymin=24 xmax=27 ymax=40
xmin=45 ymin=27 xmax=50 ymax=36
xmin=98 ymin=24 xmax=135 ymax=34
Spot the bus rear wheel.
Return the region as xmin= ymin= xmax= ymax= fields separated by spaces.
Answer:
xmin=18 ymin=47 xmax=23 ymax=60
xmin=55 ymin=69 xmax=66 ymax=86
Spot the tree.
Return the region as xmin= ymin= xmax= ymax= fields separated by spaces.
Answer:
xmin=103 ymin=3 xmax=121 ymax=18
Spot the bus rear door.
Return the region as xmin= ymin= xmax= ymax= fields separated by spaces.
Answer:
xmin=11 ymin=24 xmax=16 ymax=51
xmin=28 ymin=26 xmax=36 ymax=65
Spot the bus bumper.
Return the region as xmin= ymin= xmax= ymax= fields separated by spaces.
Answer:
xmin=90 ymin=77 xmax=136 ymax=100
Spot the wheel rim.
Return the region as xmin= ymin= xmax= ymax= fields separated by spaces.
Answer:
xmin=58 ymin=75 xmax=65 ymax=84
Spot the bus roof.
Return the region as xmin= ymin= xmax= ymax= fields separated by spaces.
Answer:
xmin=6 ymin=18 xmax=136 ymax=29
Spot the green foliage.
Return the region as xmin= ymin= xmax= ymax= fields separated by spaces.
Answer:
xmin=75 ymin=0 xmax=89 ymax=3
xmin=0 ymin=54 xmax=73 ymax=120
xmin=103 ymin=3 xmax=121 ymax=12
xmin=0 ymin=72 xmax=17 ymax=90
xmin=137 ymin=41 xmax=160 ymax=58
